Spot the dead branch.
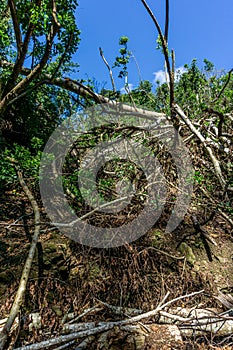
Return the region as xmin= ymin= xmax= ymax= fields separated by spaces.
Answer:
xmin=164 ymin=0 xmax=169 ymax=43
xmin=99 ymin=47 xmax=116 ymax=92
xmin=159 ymin=307 xmax=233 ymax=336
xmin=214 ymin=291 xmax=233 ymax=310
xmin=0 ymin=169 xmax=40 ymax=350
xmin=122 ymin=290 xmax=204 ymax=324
xmin=203 ymin=107 xmax=228 ymax=137
xmin=140 ymin=0 xmax=170 ymax=81
xmin=200 ymin=186 xmax=233 ymax=226
xmin=96 ymin=300 xmax=142 ymax=317
xmin=138 ymin=246 xmax=185 ymax=260
xmin=0 ymin=318 xmax=19 ymax=335
xmin=140 ymin=0 xmax=175 ymax=118
xmin=14 ymin=324 xmax=121 ymax=350
xmin=52 ymin=195 xmax=131 ymax=228
xmin=0 ymin=60 xmax=166 ymax=122
xmin=191 ymin=215 xmax=217 ymax=262
xmin=64 ymin=307 xmax=233 ymax=338
xmin=174 ymin=103 xmax=226 ymax=189
xmin=13 ymin=290 xmax=204 ymax=350
xmin=67 ymin=306 xmax=102 ymax=324
xmin=214 ymin=68 xmax=233 ymax=102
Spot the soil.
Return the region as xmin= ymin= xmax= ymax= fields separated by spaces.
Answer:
xmin=0 ymin=189 xmax=232 ymax=349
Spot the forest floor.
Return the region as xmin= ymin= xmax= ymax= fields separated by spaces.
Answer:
xmin=0 ymin=189 xmax=233 ymax=349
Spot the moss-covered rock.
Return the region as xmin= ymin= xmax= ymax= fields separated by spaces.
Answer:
xmin=178 ymin=242 xmax=196 ymax=265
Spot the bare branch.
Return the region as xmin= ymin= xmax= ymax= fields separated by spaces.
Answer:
xmin=99 ymin=47 xmax=116 ymax=92
xmin=214 ymin=291 xmax=233 ymax=310
xmin=214 ymin=68 xmax=233 ymax=102
xmin=203 ymin=107 xmax=226 ymax=137
xmin=0 ymin=168 xmax=40 ymax=350
xmin=13 ymin=290 xmax=204 ymax=350
xmin=200 ymin=186 xmax=233 ymax=226
xmin=171 ymin=49 xmax=175 ymax=79
xmin=174 ymin=104 xmax=226 ymax=189
xmin=131 ymin=52 xmax=142 ymax=82
xmin=140 ymin=0 xmax=175 ymax=120
xmin=164 ymin=0 xmax=169 ymax=43
xmin=67 ymin=306 xmax=102 ymax=324
xmin=140 ymin=0 xmax=168 ymax=69
xmin=52 ymin=195 xmax=133 ymax=228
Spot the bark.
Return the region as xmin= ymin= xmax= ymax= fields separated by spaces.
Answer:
xmin=0 ymin=1 xmax=61 ymax=116
xmin=174 ymin=104 xmax=226 ymax=189
xmin=0 ymin=60 xmax=166 ymax=122
xmin=159 ymin=307 xmax=233 ymax=337
xmin=0 ymin=169 xmax=40 ymax=350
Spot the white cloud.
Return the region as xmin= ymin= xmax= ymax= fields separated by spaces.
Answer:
xmin=153 ymin=66 xmax=187 ymax=85
xmin=153 ymin=70 xmax=168 ymax=85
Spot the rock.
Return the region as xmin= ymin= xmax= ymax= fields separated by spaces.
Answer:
xmin=178 ymin=242 xmax=196 ymax=265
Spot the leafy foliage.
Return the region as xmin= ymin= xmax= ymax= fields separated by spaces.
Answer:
xmin=3 ymin=0 xmax=80 ymax=73
xmin=113 ymin=36 xmax=131 ymax=80
xmin=0 ymin=138 xmax=42 ymax=188
xmin=0 ymin=2 xmax=13 ymax=58
xmin=0 ymin=0 xmax=81 ymax=147
xmin=0 ymin=3 xmax=232 ymax=350
xmin=0 ymin=1 xmax=232 ymax=233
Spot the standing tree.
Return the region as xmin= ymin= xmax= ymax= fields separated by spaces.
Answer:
xmin=0 ymin=0 xmax=80 ymax=144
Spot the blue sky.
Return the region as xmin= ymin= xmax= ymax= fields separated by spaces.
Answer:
xmin=74 ymin=0 xmax=233 ymax=90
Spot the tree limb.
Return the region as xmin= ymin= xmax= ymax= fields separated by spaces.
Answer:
xmin=99 ymin=47 xmax=116 ymax=92
xmin=174 ymin=104 xmax=226 ymax=189
xmin=51 ymin=0 xmax=61 ymax=28
xmin=140 ymin=0 xmax=175 ymax=119
xmin=0 ymin=1 xmax=61 ymax=116
xmin=0 ymin=168 xmax=40 ymax=350
xmin=8 ymin=0 xmax=22 ymax=56
xmin=200 ymin=186 xmax=233 ymax=226
xmin=13 ymin=290 xmax=204 ymax=350
xmin=0 ymin=60 xmax=166 ymax=121
xmin=164 ymin=0 xmax=169 ymax=43
xmin=214 ymin=68 xmax=233 ymax=102
xmin=2 ymin=21 xmax=34 ymax=97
